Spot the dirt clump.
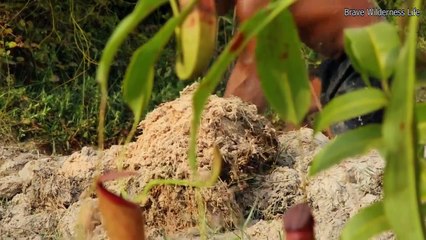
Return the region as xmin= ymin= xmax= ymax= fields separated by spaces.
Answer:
xmin=307 ymin=150 xmax=385 ymax=239
xmin=277 ymin=129 xmax=387 ymax=239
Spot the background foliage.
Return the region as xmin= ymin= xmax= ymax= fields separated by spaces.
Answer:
xmin=0 ymin=0 xmax=424 ymax=154
xmin=0 ymin=1 xmax=233 ymax=154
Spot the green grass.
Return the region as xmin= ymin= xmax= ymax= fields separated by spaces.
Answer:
xmin=0 ymin=1 xmax=237 ymax=154
xmin=0 ymin=1 xmax=199 ymax=154
xmin=0 ymin=1 xmax=424 ymax=154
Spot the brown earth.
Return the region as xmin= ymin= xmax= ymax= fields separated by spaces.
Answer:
xmin=0 ymin=83 xmax=392 ymax=239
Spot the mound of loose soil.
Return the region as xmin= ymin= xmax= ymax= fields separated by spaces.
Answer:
xmin=0 ymin=83 xmax=389 ymax=239
xmin=122 ymin=83 xmax=278 ymax=237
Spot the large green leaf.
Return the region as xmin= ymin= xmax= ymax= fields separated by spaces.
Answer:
xmin=418 ymin=103 xmax=426 ymax=202
xmin=314 ymin=88 xmax=387 ymax=132
xmin=341 ymin=201 xmax=390 ymax=240
xmin=188 ymin=0 xmax=296 ymax=172
xmin=122 ymin=0 xmax=198 ymax=122
xmin=417 ymin=103 xmax=426 ymax=144
xmin=256 ymin=9 xmax=310 ymax=124
xmin=309 ymin=124 xmax=382 ymax=176
xmin=381 ymin=0 xmax=425 ymax=237
xmin=344 ymin=22 xmax=400 ymax=81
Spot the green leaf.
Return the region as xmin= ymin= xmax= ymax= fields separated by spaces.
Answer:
xmin=344 ymin=22 xmax=400 ymax=81
xmin=314 ymin=88 xmax=387 ymax=132
xmin=7 ymin=41 xmax=17 ymax=48
xmin=96 ymin=0 xmax=169 ymax=85
xmin=123 ymin=0 xmax=197 ymax=121
xmin=188 ymin=0 xmax=296 ymax=173
xmin=416 ymin=103 xmax=426 ymax=144
xmin=95 ymin=0 xmax=170 ymax=148
xmin=381 ymin=0 xmax=425 ymax=237
xmin=341 ymin=201 xmax=390 ymax=240
xmin=122 ymin=47 xmax=154 ymax=122
xmin=309 ymin=124 xmax=382 ymax=176
xmin=420 ymin=160 xmax=426 ymax=202
xmin=256 ymin=9 xmax=310 ymax=124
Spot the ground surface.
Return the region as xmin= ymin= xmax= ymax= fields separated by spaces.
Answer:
xmin=0 ymin=83 xmax=393 ymax=240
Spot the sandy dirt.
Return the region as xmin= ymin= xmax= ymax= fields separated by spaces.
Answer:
xmin=0 ymin=83 xmax=391 ymax=240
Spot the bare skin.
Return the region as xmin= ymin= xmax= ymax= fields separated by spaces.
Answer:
xmin=221 ymin=0 xmax=383 ymax=113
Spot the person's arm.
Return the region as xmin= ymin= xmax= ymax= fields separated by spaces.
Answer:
xmin=291 ymin=0 xmax=383 ymax=58
xmin=216 ymin=0 xmax=383 ymax=57
xmin=224 ymin=0 xmax=270 ymax=112
xmin=224 ymin=0 xmax=383 ymax=113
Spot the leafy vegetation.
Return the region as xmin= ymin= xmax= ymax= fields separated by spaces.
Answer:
xmin=1 ymin=0 xmax=426 ymax=238
xmin=311 ymin=1 xmax=426 ymax=238
xmin=93 ymin=0 xmax=426 ymax=239
xmin=1 ymin=1 xmax=425 ymax=155
xmin=0 ymin=1 xmax=235 ymax=154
